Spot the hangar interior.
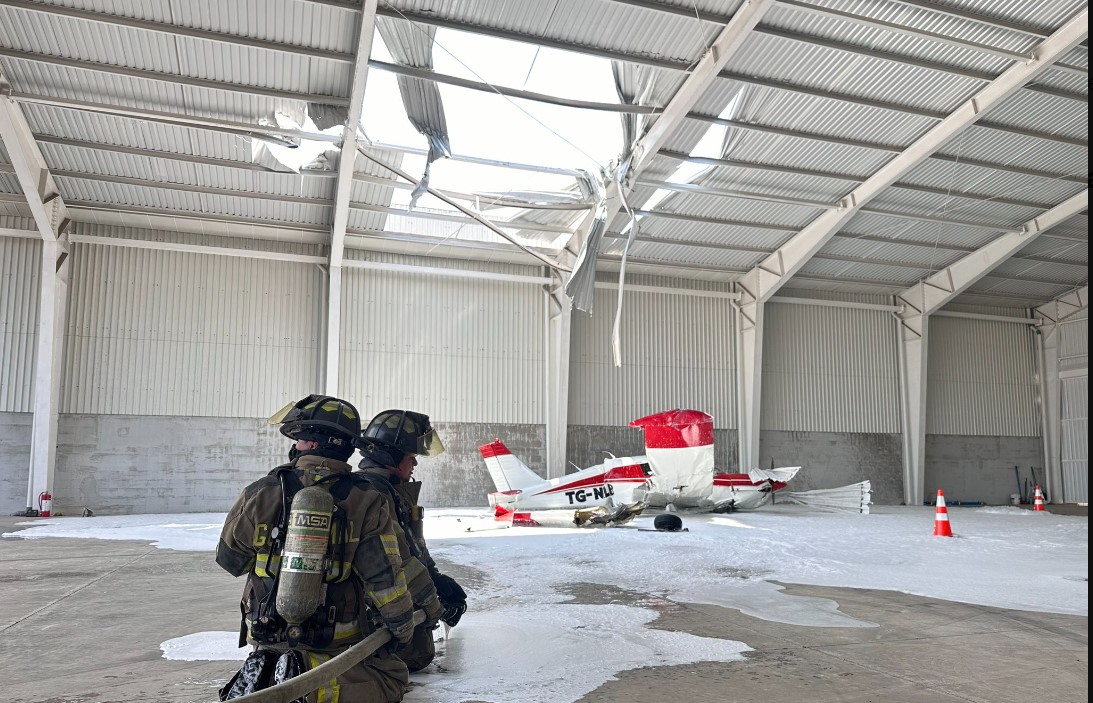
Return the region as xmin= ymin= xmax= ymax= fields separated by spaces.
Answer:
xmin=0 ymin=0 xmax=1087 ymax=516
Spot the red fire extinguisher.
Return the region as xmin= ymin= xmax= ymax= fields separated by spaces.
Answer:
xmin=38 ymin=491 xmax=52 ymax=518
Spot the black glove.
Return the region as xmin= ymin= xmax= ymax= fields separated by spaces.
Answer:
xmin=433 ymin=573 xmax=467 ymax=627
xmin=383 ymin=612 xmax=415 ymax=653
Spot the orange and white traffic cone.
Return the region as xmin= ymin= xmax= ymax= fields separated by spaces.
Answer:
xmin=1033 ymin=485 xmax=1046 ymax=512
xmin=933 ymin=489 xmax=953 ymax=537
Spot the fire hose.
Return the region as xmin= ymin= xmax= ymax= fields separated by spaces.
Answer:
xmin=216 ymin=609 xmax=426 ymax=703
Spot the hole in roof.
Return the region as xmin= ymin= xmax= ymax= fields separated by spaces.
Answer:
xmin=363 ymin=26 xmax=624 ymax=188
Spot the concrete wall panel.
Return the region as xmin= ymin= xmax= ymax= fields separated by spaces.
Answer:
xmin=925 ymin=435 xmax=1044 ymax=506
xmin=759 ymin=430 xmax=904 ymax=505
xmin=0 ymin=412 xmax=33 ymax=514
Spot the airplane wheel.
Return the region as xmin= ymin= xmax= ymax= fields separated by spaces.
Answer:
xmin=653 ymin=513 xmax=684 ymax=532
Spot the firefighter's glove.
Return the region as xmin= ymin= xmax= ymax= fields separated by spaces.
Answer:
xmin=433 ymin=573 xmax=467 ymax=627
xmin=384 ymin=612 xmax=415 ymax=653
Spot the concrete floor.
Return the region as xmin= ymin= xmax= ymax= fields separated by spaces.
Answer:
xmin=0 ymin=515 xmax=1087 ymax=703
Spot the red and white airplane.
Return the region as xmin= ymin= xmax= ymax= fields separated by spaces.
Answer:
xmin=477 ymin=410 xmax=802 ymax=525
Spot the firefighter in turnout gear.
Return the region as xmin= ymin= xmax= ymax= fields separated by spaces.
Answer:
xmin=215 ymin=395 xmax=416 ymax=703
xmin=355 ymin=409 xmax=467 ymax=672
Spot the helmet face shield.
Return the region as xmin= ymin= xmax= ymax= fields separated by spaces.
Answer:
xmin=417 ymin=427 xmax=444 ymax=457
xmin=267 ymin=400 xmax=300 ymax=425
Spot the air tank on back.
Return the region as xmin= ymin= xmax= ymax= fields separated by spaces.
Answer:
xmin=276 ymin=485 xmax=333 ymax=645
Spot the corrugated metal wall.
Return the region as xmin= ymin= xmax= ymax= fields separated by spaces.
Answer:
xmin=927 ymin=317 xmax=1040 ymax=436
xmin=62 ymin=239 xmax=325 ymax=416
xmin=1059 ymin=308 xmax=1087 ymax=503
xmin=762 ymin=301 xmax=900 ymax=432
xmin=339 ymin=252 xmax=544 ymax=424
xmin=0 ymin=235 xmax=40 ymax=412
xmin=1061 ymin=375 xmax=1088 ymax=503
xmin=569 ymin=277 xmax=735 ymax=427
xmin=1059 ymin=309 xmax=1088 ymax=374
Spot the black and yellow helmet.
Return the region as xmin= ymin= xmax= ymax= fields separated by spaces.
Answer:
xmin=269 ymin=394 xmax=361 ymax=446
xmin=357 ymin=409 xmax=444 ymax=465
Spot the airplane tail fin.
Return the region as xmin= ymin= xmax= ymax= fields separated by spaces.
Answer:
xmin=782 ymin=481 xmax=872 ymax=514
xmin=478 ymin=440 xmax=544 ymax=492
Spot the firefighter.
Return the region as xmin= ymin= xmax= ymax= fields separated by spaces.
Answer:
xmin=215 ymin=394 xmax=428 ymax=702
xmin=355 ymin=409 xmax=468 ymax=672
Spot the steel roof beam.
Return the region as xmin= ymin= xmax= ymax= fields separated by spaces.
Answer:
xmin=325 ymin=0 xmax=378 ymax=395
xmin=11 ymin=92 xmax=342 ymax=144
xmin=1034 ymin=284 xmax=1089 ymax=325
xmin=673 ymin=114 xmax=1086 ymax=184
xmin=633 ymin=200 xmax=1018 ymax=236
xmin=718 ymin=71 xmax=1086 ymax=147
xmin=1 ymin=0 xmax=355 ymax=63
xmin=64 ymin=200 xmax=330 ymax=242
xmin=657 ymin=150 xmax=1078 ymax=209
xmin=601 ymin=231 xmax=1082 ymax=285
xmin=0 ymin=48 xmax=351 ymax=107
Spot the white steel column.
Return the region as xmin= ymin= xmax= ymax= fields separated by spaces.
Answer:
xmin=0 ymin=80 xmax=70 ymax=512
xmin=1033 ymin=286 xmax=1088 ymax=503
xmin=326 ymin=0 xmax=377 ymax=394
xmin=28 ymin=241 xmax=69 ymax=511
xmin=895 ymin=192 xmax=1088 ymax=505
xmin=895 ymin=313 xmax=929 ymax=506
xmin=545 ymin=268 xmax=573 ymax=480
xmin=734 ymin=283 xmax=764 ymax=472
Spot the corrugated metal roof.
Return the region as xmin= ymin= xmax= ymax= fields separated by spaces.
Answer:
xmin=41 ymin=142 xmax=337 ymax=199
xmin=822 ymin=235 xmax=963 ymax=269
xmin=732 ymin=32 xmax=985 ymax=114
xmin=866 ymin=187 xmax=1045 ymax=226
xmin=0 ymin=0 xmax=1084 ymax=309
xmin=843 ymin=211 xmax=1005 ymax=248
xmin=0 ymin=172 xmax=24 ymax=194
xmin=764 ymin=3 xmax=1012 ymax=73
xmin=22 ymin=103 xmax=259 ymax=163
xmin=798 ymin=257 xmax=926 ymax=284
xmin=986 ymin=89 xmax=1088 ymax=140
xmin=69 ymin=221 xmax=325 ymax=256
xmin=949 ymin=123 xmax=1087 ymax=175
xmin=55 ymin=176 xmax=333 ymax=225
xmin=900 ymin=158 xmax=1086 ymax=206
xmin=695 ymin=78 xmax=939 ymax=146
xmin=989 ymin=255 xmax=1088 ymax=284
